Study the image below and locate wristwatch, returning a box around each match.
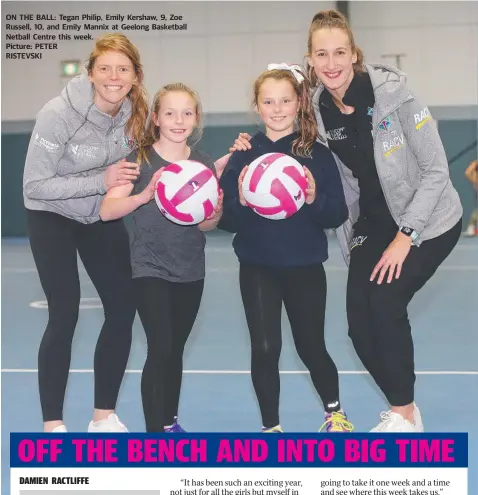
[399,226,419,243]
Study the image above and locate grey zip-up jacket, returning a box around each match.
[23,75,135,223]
[312,63,463,264]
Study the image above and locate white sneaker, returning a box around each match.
[463,225,477,237]
[88,414,128,433]
[370,404,424,432]
[51,425,67,433]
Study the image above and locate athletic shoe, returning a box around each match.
[164,417,186,433]
[261,425,283,433]
[462,224,477,237]
[51,425,67,433]
[88,413,128,433]
[370,403,424,432]
[319,410,354,432]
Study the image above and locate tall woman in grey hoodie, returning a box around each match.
[227,10,463,433]
[23,34,149,433]
[306,10,462,433]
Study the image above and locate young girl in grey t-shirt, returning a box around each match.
[100,83,223,432]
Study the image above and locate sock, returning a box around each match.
[325,400,341,413]
[164,417,177,429]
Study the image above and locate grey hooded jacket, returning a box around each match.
[23,74,135,223]
[312,63,463,264]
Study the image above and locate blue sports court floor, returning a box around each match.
[2,233,477,494]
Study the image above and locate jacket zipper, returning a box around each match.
[107,121,118,167]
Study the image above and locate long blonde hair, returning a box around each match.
[307,9,365,87]
[253,67,317,158]
[86,33,149,150]
[137,83,203,165]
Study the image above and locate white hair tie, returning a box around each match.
[267,63,305,84]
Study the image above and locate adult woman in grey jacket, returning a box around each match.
[227,10,463,433]
[23,33,149,432]
[308,10,462,433]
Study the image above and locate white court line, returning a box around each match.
[2,268,37,273]
[1,369,477,375]
[3,265,478,274]
[321,266,478,272]
[208,245,478,252]
[2,244,476,257]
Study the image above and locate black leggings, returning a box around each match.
[133,276,204,432]
[26,209,135,422]
[347,218,462,406]
[239,262,340,428]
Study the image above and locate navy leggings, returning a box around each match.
[239,262,341,428]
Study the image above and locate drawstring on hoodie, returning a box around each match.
[63,84,95,146]
[62,78,122,147]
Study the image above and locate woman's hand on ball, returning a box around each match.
[139,168,164,205]
[238,166,249,206]
[304,167,316,204]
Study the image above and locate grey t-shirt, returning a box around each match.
[128,146,216,282]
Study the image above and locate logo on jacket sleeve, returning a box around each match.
[414,107,431,129]
[33,133,60,153]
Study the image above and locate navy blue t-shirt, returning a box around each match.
[218,131,348,267]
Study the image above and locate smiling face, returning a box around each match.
[153,90,198,145]
[308,27,357,98]
[256,77,299,141]
[89,50,137,116]
[309,28,357,97]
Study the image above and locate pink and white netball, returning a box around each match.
[242,153,307,220]
[155,160,218,225]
